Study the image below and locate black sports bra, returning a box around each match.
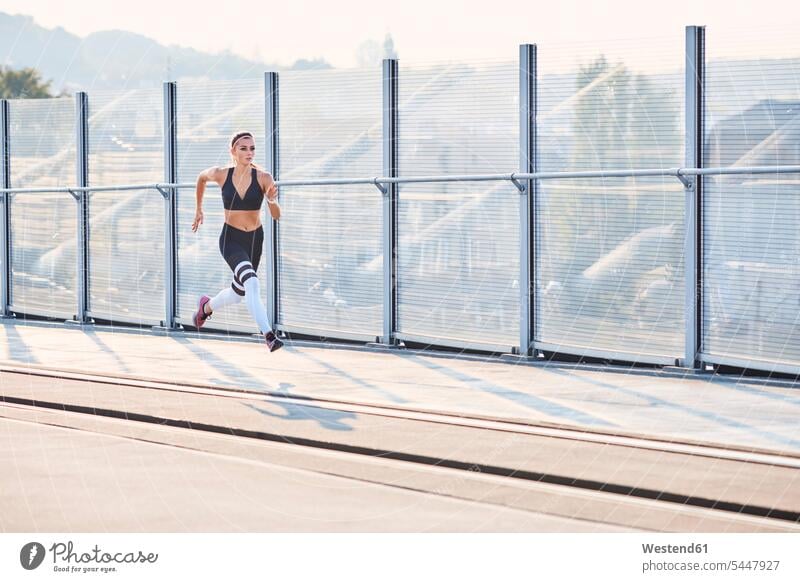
[221,167,263,211]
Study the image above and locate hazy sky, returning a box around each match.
[1,0,798,67]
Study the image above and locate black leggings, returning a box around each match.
[219,224,264,296]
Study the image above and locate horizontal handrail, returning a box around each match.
[680,165,800,177]
[268,177,385,188]
[0,187,75,194]
[0,184,165,194]
[1,164,799,194]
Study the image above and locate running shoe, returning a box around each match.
[193,295,211,329]
[265,331,284,352]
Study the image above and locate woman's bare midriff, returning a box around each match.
[224,209,262,231]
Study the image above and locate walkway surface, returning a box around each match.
[1,319,798,455]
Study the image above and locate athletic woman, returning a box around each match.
[191,131,283,352]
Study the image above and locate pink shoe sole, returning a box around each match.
[193,295,211,329]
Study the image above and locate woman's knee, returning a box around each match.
[243,274,260,293]
[230,280,246,299]
[233,261,258,290]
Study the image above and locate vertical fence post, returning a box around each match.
[684,25,705,369]
[519,44,536,357]
[382,58,399,345]
[264,72,280,330]
[75,92,89,324]
[0,100,10,317]
[162,81,178,329]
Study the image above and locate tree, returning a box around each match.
[544,55,683,312]
[553,55,632,270]
[0,66,54,98]
[571,55,632,170]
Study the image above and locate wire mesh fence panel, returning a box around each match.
[702,26,800,370]
[8,98,77,318]
[87,88,165,323]
[397,59,519,348]
[534,37,685,361]
[278,67,383,337]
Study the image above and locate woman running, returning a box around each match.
[190,131,283,352]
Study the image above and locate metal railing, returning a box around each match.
[3,163,799,196]
[0,162,797,355]
[0,25,798,377]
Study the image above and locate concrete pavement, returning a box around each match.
[0,319,798,455]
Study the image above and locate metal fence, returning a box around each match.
[1,26,799,376]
